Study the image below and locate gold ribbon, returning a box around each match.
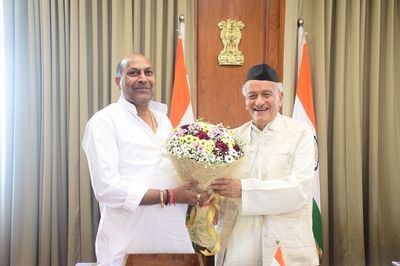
[186,194,222,256]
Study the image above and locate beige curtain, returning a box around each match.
[284,0,400,265]
[2,0,399,265]
[0,0,194,265]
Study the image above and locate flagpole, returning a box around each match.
[178,15,185,46]
[297,18,304,78]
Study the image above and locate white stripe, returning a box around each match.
[313,169,321,210]
[270,258,282,266]
[178,103,194,127]
[177,73,194,126]
[293,96,313,129]
[293,97,321,209]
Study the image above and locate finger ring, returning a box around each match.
[196,193,201,201]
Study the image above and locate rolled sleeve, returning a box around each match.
[83,116,147,212]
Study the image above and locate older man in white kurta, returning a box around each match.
[82,54,199,266]
[210,64,319,265]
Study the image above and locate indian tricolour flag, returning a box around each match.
[270,245,285,266]
[292,24,323,256]
[169,20,194,128]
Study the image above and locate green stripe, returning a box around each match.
[312,198,323,250]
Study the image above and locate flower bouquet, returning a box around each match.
[166,120,245,255]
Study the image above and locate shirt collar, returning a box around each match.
[117,96,168,116]
[250,112,282,133]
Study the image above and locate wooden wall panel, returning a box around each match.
[196,0,284,128]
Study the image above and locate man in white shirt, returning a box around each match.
[82,53,207,265]
[209,64,319,265]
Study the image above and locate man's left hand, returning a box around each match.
[208,178,241,198]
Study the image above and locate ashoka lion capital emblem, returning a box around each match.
[217,19,245,66]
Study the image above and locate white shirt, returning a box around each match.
[222,114,317,265]
[82,97,194,266]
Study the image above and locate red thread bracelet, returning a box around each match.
[169,189,175,205]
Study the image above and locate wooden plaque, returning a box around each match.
[123,253,205,266]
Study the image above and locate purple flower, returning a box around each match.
[214,140,229,155]
[194,130,210,140]
[233,144,241,152]
[181,124,189,130]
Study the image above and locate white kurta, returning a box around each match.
[82,97,194,266]
[220,113,319,266]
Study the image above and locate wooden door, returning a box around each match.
[196,0,285,128]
